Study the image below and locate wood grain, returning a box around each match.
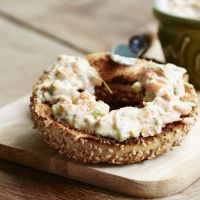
[0,160,131,200]
[0,0,155,53]
[0,18,81,107]
[0,95,200,198]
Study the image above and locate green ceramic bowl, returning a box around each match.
[153,0,200,89]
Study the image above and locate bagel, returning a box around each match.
[30,52,198,164]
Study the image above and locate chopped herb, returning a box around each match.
[87,101,94,109]
[153,118,159,126]
[49,84,56,95]
[92,110,104,117]
[43,92,51,101]
[130,130,135,137]
[131,81,143,92]
[174,87,179,96]
[49,81,60,95]
[72,97,78,104]
[101,79,113,94]
[59,117,68,123]
[144,92,155,102]
[55,69,65,79]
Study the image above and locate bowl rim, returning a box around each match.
[153,0,200,29]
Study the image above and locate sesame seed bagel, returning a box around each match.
[30,53,198,164]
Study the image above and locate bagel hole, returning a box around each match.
[95,81,145,110]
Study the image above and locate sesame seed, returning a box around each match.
[146,150,150,155]
[142,142,147,147]
[137,153,143,158]
[108,149,113,153]
[91,151,94,156]
[94,157,100,161]
[80,139,84,145]
[120,145,124,150]
[85,150,89,154]
[98,148,102,154]
[147,140,151,145]
[94,146,98,150]
[73,148,77,152]
[88,156,92,160]
[138,150,143,155]
[157,147,161,152]
[128,153,132,157]
[132,150,136,155]
[111,159,115,163]
[105,155,111,159]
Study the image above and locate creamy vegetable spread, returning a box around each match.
[36,55,195,142]
[161,0,200,19]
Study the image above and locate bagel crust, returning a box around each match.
[30,53,198,164]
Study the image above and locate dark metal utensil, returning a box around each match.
[111,33,153,65]
[129,33,152,58]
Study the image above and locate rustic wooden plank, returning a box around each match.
[0,0,154,53]
[0,160,131,200]
[0,18,81,107]
[0,94,200,199]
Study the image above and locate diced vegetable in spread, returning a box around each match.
[131,81,143,92]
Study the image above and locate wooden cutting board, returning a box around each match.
[0,94,199,198]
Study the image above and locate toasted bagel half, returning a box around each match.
[30,53,198,164]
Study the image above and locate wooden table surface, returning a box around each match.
[0,0,200,199]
